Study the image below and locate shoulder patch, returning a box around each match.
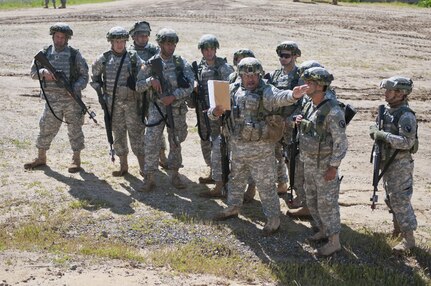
[339,120,346,129]
[404,124,412,133]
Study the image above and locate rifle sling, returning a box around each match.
[34,61,68,124]
[377,149,400,182]
[145,101,166,127]
[110,51,127,128]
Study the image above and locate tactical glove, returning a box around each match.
[374,130,389,142]
[369,125,378,139]
[300,119,312,133]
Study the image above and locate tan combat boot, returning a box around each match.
[140,173,155,192]
[137,155,145,177]
[214,206,240,221]
[243,183,256,203]
[393,231,415,252]
[158,148,168,169]
[112,155,128,177]
[199,181,225,198]
[171,169,186,189]
[308,227,327,242]
[24,149,47,170]
[68,151,81,173]
[198,168,215,184]
[263,216,280,236]
[316,233,341,256]
[277,182,288,194]
[286,206,311,218]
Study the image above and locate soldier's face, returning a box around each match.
[241,73,260,91]
[384,89,404,105]
[134,33,149,46]
[53,32,67,50]
[202,47,216,62]
[304,80,323,96]
[278,50,297,67]
[159,41,176,58]
[111,39,127,54]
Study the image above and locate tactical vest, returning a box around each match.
[386,106,419,154]
[266,68,300,90]
[303,99,339,141]
[43,45,78,84]
[101,50,139,94]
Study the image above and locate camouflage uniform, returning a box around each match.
[369,76,417,252]
[91,27,145,175]
[27,23,88,173]
[211,58,302,234]
[136,29,194,187]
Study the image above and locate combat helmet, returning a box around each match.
[198,34,220,50]
[233,49,255,66]
[298,60,323,76]
[129,21,151,37]
[301,67,334,86]
[50,23,73,38]
[380,76,413,95]
[276,41,301,57]
[237,57,263,75]
[155,28,179,44]
[106,26,129,41]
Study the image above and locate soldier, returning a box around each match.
[264,41,304,198]
[210,58,306,236]
[25,23,89,173]
[44,0,56,8]
[192,34,234,197]
[128,21,168,169]
[296,67,348,256]
[91,26,145,177]
[228,48,255,84]
[136,28,194,191]
[369,76,417,252]
[58,0,66,8]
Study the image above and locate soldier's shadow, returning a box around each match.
[43,167,135,215]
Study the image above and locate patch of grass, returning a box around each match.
[25,181,43,189]
[148,238,274,282]
[68,198,111,210]
[0,0,114,10]
[9,138,31,149]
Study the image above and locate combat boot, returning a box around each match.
[24,149,47,170]
[171,169,186,189]
[137,155,145,177]
[198,168,215,184]
[199,181,225,198]
[140,173,155,192]
[53,2,56,8]
[158,148,168,169]
[316,233,341,256]
[58,3,66,8]
[214,206,240,221]
[393,231,415,252]
[262,216,280,236]
[277,182,288,194]
[243,183,256,203]
[68,151,81,173]
[112,155,128,177]
[286,206,311,218]
[308,227,327,242]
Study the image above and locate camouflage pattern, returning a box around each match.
[301,67,334,86]
[128,42,159,62]
[373,102,417,232]
[209,79,301,219]
[106,26,129,41]
[129,21,151,37]
[91,50,145,156]
[298,60,323,76]
[276,41,301,56]
[155,28,179,44]
[136,54,195,173]
[198,34,220,50]
[30,44,88,152]
[232,48,255,66]
[299,101,348,236]
[196,57,234,181]
[237,57,263,75]
[49,22,73,37]
[380,76,413,94]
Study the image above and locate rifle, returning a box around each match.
[94,86,115,162]
[34,51,97,124]
[150,57,179,146]
[285,118,299,203]
[220,113,230,195]
[370,104,385,210]
[191,61,211,141]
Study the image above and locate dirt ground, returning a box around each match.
[0,0,430,285]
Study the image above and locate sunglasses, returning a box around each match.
[279,53,292,59]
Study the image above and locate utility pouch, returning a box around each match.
[263,114,285,143]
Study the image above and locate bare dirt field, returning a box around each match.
[0,0,430,285]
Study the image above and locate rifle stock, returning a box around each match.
[151,57,179,146]
[34,51,97,124]
[370,104,385,210]
[191,61,211,141]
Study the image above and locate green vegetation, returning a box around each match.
[418,0,431,6]
[0,0,113,10]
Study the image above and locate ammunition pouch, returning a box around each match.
[240,115,284,143]
[127,75,136,91]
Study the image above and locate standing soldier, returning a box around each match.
[228,49,255,84]
[136,28,194,192]
[210,58,306,236]
[91,26,145,177]
[265,41,303,197]
[369,76,417,253]
[296,67,348,256]
[192,34,234,197]
[25,23,89,173]
[128,21,169,169]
